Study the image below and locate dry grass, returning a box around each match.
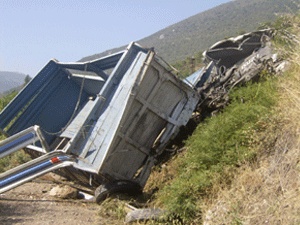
[202,131,300,225]
[201,24,300,225]
[144,152,182,198]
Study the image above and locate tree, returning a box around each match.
[24,75,31,84]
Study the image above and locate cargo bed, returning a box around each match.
[0,42,199,199]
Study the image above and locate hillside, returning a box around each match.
[80,0,300,64]
[0,71,27,95]
[1,2,300,225]
[200,18,300,224]
[141,15,300,224]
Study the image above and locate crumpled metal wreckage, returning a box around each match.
[0,29,283,202]
[186,29,285,117]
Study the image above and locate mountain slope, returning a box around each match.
[80,0,300,64]
[0,71,27,95]
[201,16,300,225]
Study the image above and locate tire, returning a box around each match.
[94,180,142,204]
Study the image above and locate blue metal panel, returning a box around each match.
[0,60,59,130]
[184,61,215,88]
[0,45,135,139]
[0,52,125,137]
[58,51,125,78]
[87,51,125,71]
[9,72,89,144]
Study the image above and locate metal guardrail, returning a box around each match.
[0,125,49,159]
[0,151,74,193]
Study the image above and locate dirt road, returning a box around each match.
[0,181,103,225]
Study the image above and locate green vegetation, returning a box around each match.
[0,91,18,141]
[198,15,300,224]
[0,91,17,112]
[154,77,278,223]
[0,91,31,173]
[0,150,31,173]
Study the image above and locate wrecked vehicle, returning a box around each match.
[0,29,281,202]
[185,29,282,117]
[0,42,199,201]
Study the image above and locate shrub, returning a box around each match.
[155,78,278,222]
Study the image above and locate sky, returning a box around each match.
[0,0,231,76]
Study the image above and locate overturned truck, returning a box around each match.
[0,30,281,201]
[0,42,199,201]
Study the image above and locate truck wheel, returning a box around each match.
[94,180,142,204]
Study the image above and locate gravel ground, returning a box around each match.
[0,180,104,225]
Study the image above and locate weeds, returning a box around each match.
[0,91,30,172]
[152,77,278,223]
[0,91,17,110]
[0,150,31,173]
[199,15,300,225]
